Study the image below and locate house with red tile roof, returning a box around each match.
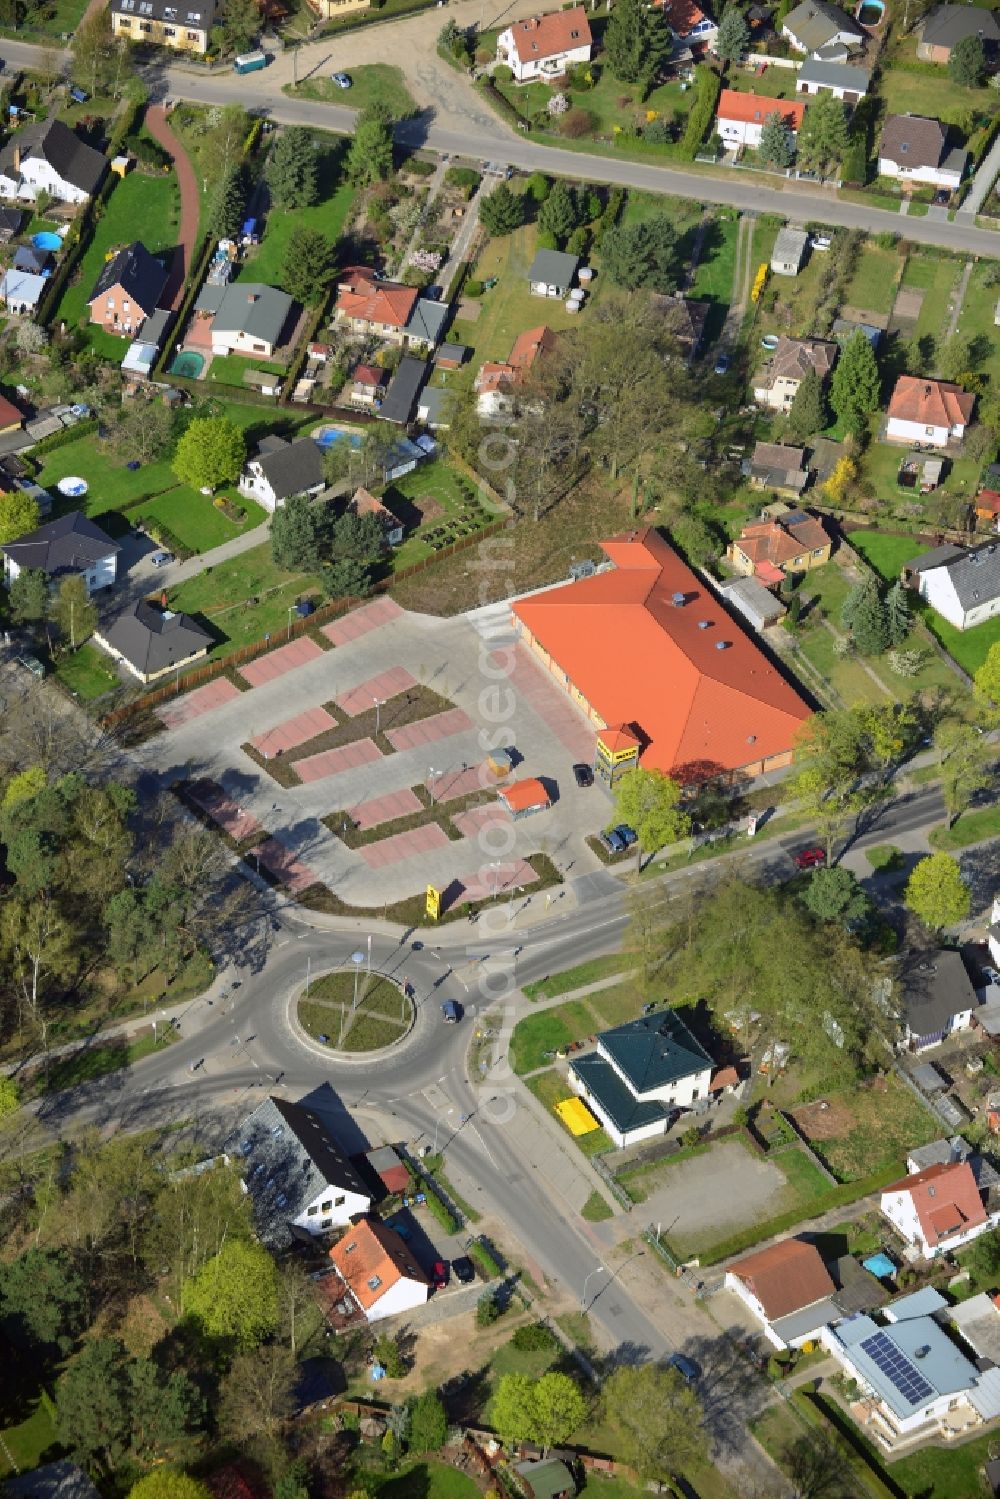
[350,363,388,408]
[725,1239,838,1348]
[716,90,806,149]
[880,1161,997,1259]
[328,1217,430,1322]
[348,485,404,547]
[333,269,447,352]
[728,506,831,582]
[511,527,811,784]
[497,6,592,82]
[886,375,975,448]
[655,0,717,49]
[475,326,556,416]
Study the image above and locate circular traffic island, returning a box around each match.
[297,970,414,1055]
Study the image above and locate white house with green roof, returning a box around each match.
[568,1010,714,1148]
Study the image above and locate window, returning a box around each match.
[813,547,824,557]
[691,1087,700,1100]
[140,20,151,29]
[307,1205,318,1216]
[367,1275,382,1291]
[925,426,934,436]
[186,29,199,38]
[344,1241,357,1254]
[321,1217,331,1228]
[321,1199,333,1211]
[334,1194,345,1206]
[164,25,175,33]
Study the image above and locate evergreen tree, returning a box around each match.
[885,580,912,647]
[346,103,394,186]
[714,6,750,60]
[208,164,248,241]
[758,110,795,169]
[843,574,889,656]
[281,226,336,304]
[266,127,319,209]
[602,0,670,91]
[219,0,259,54]
[8,567,48,624]
[795,92,849,174]
[785,367,827,441]
[831,328,881,438]
[949,33,986,86]
[601,216,678,291]
[271,494,322,573]
[538,180,581,245]
[479,182,525,237]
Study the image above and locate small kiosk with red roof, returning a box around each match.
[498,778,551,819]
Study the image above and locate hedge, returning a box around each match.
[30,416,99,456]
[134,515,192,561]
[697,1160,906,1265]
[108,89,148,160]
[681,63,721,159]
[468,1238,503,1280]
[476,77,531,133]
[793,1391,902,1499]
[153,233,213,380]
[421,1183,461,1235]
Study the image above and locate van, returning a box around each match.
[441,1000,460,1024]
[234,49,268,73]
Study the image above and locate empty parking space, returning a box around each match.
[158,677,242,728]
[386,706,474,751]
[252,706,336,758]
[254,837,317,893]
[321,596,402,646]
[450,803,507,840]
[238,637,324,687]
[495,644,597,759]
[185,779,262,841]
[351,787,423,830]
[336,665,417,717]
[295,738,383,783]
[427,763,500,802]
[458,857,539,901]
[359,822,450,868]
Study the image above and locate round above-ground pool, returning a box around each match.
[761,333,780,350]
[168,350,206,379]
[857,0,884,23]
[33,231,62,252]
[311,424,363,450]
[56,476,88,497]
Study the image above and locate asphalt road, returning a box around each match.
[4,37,1000,258]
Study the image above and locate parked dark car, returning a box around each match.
[713,351,730,376]
[668,1353,699,1383]
[602,828,627,854]
[615,824,638,848]
[573,763,594,788]
[452,1256,476,1284]
[793,846,826,870]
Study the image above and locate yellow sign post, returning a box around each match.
[426,884,441,921]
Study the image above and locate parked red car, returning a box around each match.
[793,846,826,870]
[432,1261,448,1290]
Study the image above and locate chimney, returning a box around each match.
[13,145,20,174]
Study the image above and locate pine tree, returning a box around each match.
[346,104,394,186]
[601,216,679,291]
[758,110,795,169]
[795,93,849,174]
[715,6,750,60]
[831,329,881,439]
[479,182,525,237]
[603,0,646,82]
[281,226,336,305]
[208,164,248,241]
[843,575,889,656]
[266,127,319,210]
[885,581,912,647]
[785,368,827,441]
[271,494,322,573]
[538,180,581,245]
[949,33,986,86]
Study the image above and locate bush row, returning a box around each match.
[31,416,99,457]
[476,76,531,133]
[134,515,192,562]
[153,234,212,379]
[467,1237,504,1280]
[681,64,721,160]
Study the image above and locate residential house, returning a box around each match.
[405,298,448,350]
[715,90,806,150]
[0,118,107,205]
[239,435,326,512]
[194,281,293,359]
[434,343,468,371]
[899,949,980,1049]
[378,356,429,426]
[111,0,217,53]
[5,1463,101,1499]
[87,241,167,337]
[0,206,23,242]
[327,1216,430,1322]
[886,374,974,446]
[496,7,593,82]
[718,576,787,630]
[14,243,49,277]
[781,0,863,57]
[332,268,445,351]
[1,510,119,594]
[223,1095,372,1250]
[0,268,46,315]
[364,1145,410,1196]
[902,539,1000,632]
[568,1009,714,1147]
[880,1160,998,1259]
[304,0,370,20]
[527,248,579,298]
[725,1239,839,1349]
[348,485,404,546]
[512,526,812,783]
[950,1293,1000,1365]
[0,391,25,434]
[349,363,388,408]
[650,292,709,358]
[820,1288,1000,1448]
[795,57,870,100]
[917,4,1000,63]
[94,600,211,684]
[656,0,717,50]
[878,115,967,192]
[728,506,830,581]
[122,307,173,379]
[475,324,556,416]
[975,488,1000,531]
[771,226,809,276]
[745,442,809,495]
[753,335,837,412]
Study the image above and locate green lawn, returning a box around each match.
[54,641,120,700]
[930,804,1000,850]
[511,1000,595,1074]
[493,53,694,140]
[55,170,180,335]
[383,458,490,568]
[522,954,631,1000]
[297,971,412,1052]
[288,64,417,119]
[910,255,961,348]
[374,1462,480,1499]
[207,354,286,391]
[137,486,267,554]
[525,1068,613,1156]
[890,1434,995,1499]
[793,1073,937,1182]
[0,1394,60,1477]
[958,258,1000,391]
[690,212,739,340]
[35,1027,174,1097]
[924,608,1000,675]
[880,59,995,127]
[237,137,354,289]
[849,529,921,580]
[621,189,702,235]
[166,542,322,658]
[842,243,902,317]
[860,440,980,518]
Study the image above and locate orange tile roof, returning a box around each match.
[353,364,385,388]
[349,485,401,527]
[506,6,592,63]
[0,392,23,428]
[336,268,418,331]
[882,1161,987,1248]
[500,777,550,813]
[755,560,786,586]
[976,490,1000,515]
[728,1239,835,1320]
[717,89,806,130]
[328,1217,429,1312]
[656,0,710,31]
[599,724,640,752]
[475,361,516,395]
[887,376,975,430]
[513,528,811,782]
[735,512,829,568]
[509,325,556,370]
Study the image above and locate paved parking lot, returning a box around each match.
[140,600,612,904]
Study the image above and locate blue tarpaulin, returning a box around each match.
[863,1253,895,1279]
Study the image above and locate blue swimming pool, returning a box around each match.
[33,231,62,252]
[312,424,363,451]
[168,350,206,379]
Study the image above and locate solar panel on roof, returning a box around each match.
[860,1331,934,1407]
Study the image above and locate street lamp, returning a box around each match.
[372,695,385,735]
[428,766,441,803]
[581,1264,607,1312]
[350,950,365,1011]
[287,604,295,641]
[507,884,523,921]
[490,860,502,901]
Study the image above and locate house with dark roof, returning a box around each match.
[0,206,23,242]
[568,1010,714,1147]
[781,0,863,57]
[88,241,168,337]
[239,434,326,512]
[94,600,212,683]
[878,114,967,192]
[194,281,293,359]
[918,3,1000,62]
[881,1160,998,1259]
[745,443,809,495]
[14,243,49,276]
[650,292,709,357]
[378,355,429,425]
[528,248,579,298]
[0,118,107,204]
[795,56,870,100]
[902,538,1000,631]
[725,1239,839,1348]
[2,510,119,594]
[899,949,979,1050]
[513,1458,576,1499]
[223,1095,372,1250]
[327,1216,430,1322]
[771,226,809,277]
[497,6,592,82]
[513,527,812,784]
[753,336,837,412]
[111,0,217,53]
[5,1463,100,1499]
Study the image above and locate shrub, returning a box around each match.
[476,1289,503,1326]
[535,229,558,250]
[422,1186,460,1235]
[681,63,721,158]
[511,1322,557,1352]
[445,165,482,195]
[566,225,590,256]
[464,279,483,297]
[562,107,596,138]
[492,63,514,84]
[404,156,436,176]
[468,1239,503,1278]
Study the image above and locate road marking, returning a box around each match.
[468,1122,497,1168]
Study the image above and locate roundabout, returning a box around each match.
[294,964,415,1057]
